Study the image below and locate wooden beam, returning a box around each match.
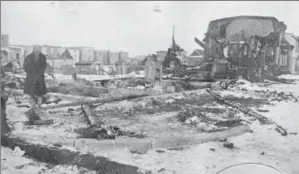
[40,93,149,110]
[207,89,288,136]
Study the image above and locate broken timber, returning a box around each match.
[24,93,148,126]
[81,105,98,127]
[206,89,288,136]
[1,136,141,174]
[40,93,149,110]
[25,106,54,125]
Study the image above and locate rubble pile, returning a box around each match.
[254,90,299,102]
[74,125,146,140]
[177,105,247,132]
[163,65,212,81]
[107,79,130,88]
[98,91,214,118]
[106,78,146,89]
[207,89,288,136]
[76,78,96,87]
[93,97,179,118]
[1,72,24,89]
[225,78,299,103]
[227,78,262,91]
[126,78,147,87]
[47,81,109,97]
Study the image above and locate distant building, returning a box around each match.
[41,45,59,57]
[109,51,120,65]
[156,50,167,62]
[184,49,204,66]
[22,45,63,58]
[144,54,162,82]
[68,48,80,63]
[119,51,129,61]
[75,61,98,74]
[9,46,24,67]
[1,34,10,63]
[127,57,141,65]
[184,57,204,66]
[135,55,147,60]
[101,50,129,65]
[23,46,33,57]
[100,64,116,75]
[190,49,204,57]
[70,47,94,62]
[47,48,76,74]
[1,34,9,47]
[94,50,105,64]
[102,50,110,65]
[284,33,299,74]
[115,60,128,76]
[1,36,24,68]
[52,46,63,57]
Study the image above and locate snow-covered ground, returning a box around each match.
[53,71,145,82]
[89,75,299,174]
[13,71,145,83]
[1,147,96,174]
[2,74,299,174]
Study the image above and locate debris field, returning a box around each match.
[2,72,299,174]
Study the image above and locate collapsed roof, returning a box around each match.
[203,15,286,42]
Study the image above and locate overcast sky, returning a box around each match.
[1,1,299,57]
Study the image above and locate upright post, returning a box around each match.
[171,26,175,63]
[260,49,265,83]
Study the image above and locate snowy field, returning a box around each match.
[88,75,299,174]
[2,74,299,174]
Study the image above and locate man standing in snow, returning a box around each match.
[23,46,47,106]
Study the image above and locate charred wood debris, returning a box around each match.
[1,29,298,141]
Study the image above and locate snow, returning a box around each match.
[53,71,145,82]
[89,75,299,174]
[4,72,299,174]
[1,147,96,174]
[13,71,145,82]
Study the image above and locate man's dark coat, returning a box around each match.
[23,52,47,97]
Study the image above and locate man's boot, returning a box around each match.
[29,95,37,106]
[37,96,42,107]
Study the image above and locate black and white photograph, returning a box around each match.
[1,1,299,174]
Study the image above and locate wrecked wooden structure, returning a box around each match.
[144,54,163,83]
[195,16,295,82]
[283,33,299,74]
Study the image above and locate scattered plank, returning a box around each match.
[33,119,54,125]
[40,93,149,110]
[206,89,288,136]
[81,105,96,127]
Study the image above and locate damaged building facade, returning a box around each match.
[283,33,299,74]
[199,16,296,80]
[203,16,286,60]
[145,54,162,83]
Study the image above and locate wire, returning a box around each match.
[216,162,288,174]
